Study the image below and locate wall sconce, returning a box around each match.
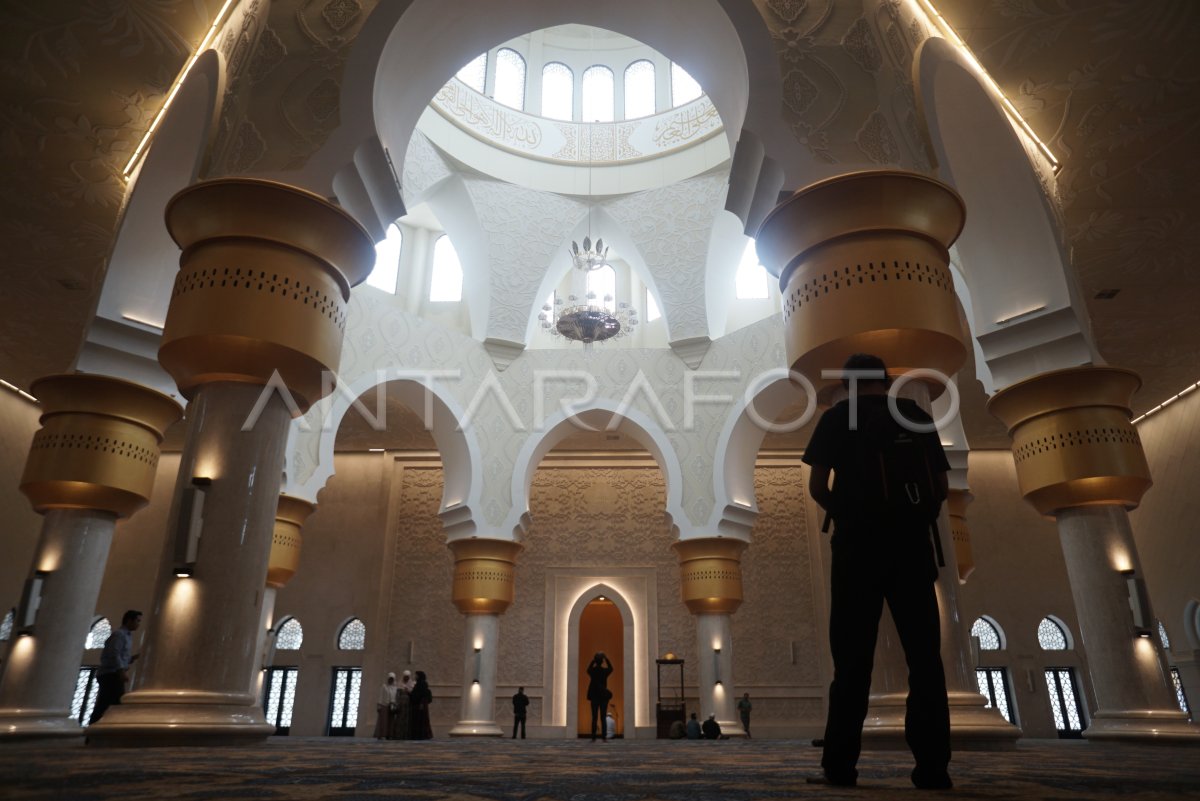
[713,646,722,686]
[173,477,209,577]
[473,646,481,684]
[16,570,47,636]
[1122,569,1152,637]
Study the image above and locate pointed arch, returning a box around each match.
[564,583,637,739]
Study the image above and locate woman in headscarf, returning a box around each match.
[409,670,433,740]
[392,669,414,739]
[374,672,397,740]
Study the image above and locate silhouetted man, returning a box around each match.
[89,610,141,724]
[512,686,529,738]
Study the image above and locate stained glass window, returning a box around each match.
[671,62,702,106]
[624,60,655,119]
[1044,668,1085,736]
[541,62,573,121]
[329,667,363,735]
[1037,617,1068,650]
[276,617,303,650]
[1171,667,1192,718]
[0,608,13,641]
[338,618,366,651]
[1158,620,1171,650]
[263,667,299,734]
[456,53,487,93]
[494,48,526,110]
[430,235,464,302]
[735,240,769,299]
[85,618,111,650]
[975,668,1014,723]
[971,617,1002,651]
[70,667,99,726]
[582,65,614,123]
[586,264,617,313]
[366,223,402,293]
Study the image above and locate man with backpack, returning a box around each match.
[802,353,952,790]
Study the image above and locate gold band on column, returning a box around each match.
[158,179,375,413]
[448,539,523,615]
[671,537,748,615]
[946,489,974,583]
[986,366,1152,516]
[756,170,968,402]
[267,495,316,589]
[20,374,182,518]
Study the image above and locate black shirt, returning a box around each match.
[512,691,529,714]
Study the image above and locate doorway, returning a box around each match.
[577,596,625,737]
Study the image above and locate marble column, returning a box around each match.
[87,178,374,746]
[989,366,1199,741]
[672,537,747,737]
[756,169,1017,747]
[447,538,523,737]
[0,374,180,739]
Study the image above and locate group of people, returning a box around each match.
[375,669,433,740]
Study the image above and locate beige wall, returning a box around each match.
[0,390,44,618]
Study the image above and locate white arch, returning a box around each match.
[564,583,637,739]
[914,37,1097,390]
[505,400,685,539]
[291,369,484,532]
[1038,614,1075,651]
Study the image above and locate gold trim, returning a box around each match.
[671,537,748,615]
[447,539,524,615]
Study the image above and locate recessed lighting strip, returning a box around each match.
[1,379,39,404]
[121,0,239,177]
[1131,381,1199,425]
[915,0,1060,172]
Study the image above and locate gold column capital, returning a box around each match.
[986,366,1152,515]
[447,538,524,615]
[20,374,182,518]
[266,495,316,589]
[946,488,975,583]
[756,170,968,403]
[158,178,375,413]
[671,536,748,615]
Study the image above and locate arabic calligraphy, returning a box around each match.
[653,100,720,147]
[434,82,543,149]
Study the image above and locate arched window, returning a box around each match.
[586,264,617,313]
[645,289,661,322]
[1037,617,1069,650]
[541,62,573,121]
[338,618,366,651]
[735,240,769,299]
[624,60,655,118]
[0,608,13,641]
[276,617,303,650]
[971,617,1003,651]
[366,223,402,293]
[85,617,111,649]
[582,65,614,122]
[456,53,487,93]
[494,48,526,110]
[671,62,702,105]
[430,234,463,302]
[1158,620,1171,651]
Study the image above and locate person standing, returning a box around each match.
[803,353,952,790]
[512,686,529,739]
[393,670,413,739]
[409,670,433,739]
[737,692,753,737]
[374,672,397,740]
[88,610,141,725]
[585,652,613,741]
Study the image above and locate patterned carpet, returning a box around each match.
[0,737,1198,801]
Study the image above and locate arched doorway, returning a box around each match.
[577,596,625,737]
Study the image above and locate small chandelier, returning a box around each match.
[540,291,638,345]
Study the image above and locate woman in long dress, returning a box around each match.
[392,670,413,739]
[374,672,397,739]
[409,670,433,739]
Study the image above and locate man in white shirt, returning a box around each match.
[88,610,141,725]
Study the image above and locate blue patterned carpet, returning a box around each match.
[0,737,1198,800]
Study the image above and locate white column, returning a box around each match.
[249,587,278,702]
[694,613,743,736]
[450,613,502,737]
[0,510,116,738]
[1057,505,1198,740]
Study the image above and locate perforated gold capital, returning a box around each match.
[672,537,748,615]
[266,495,317,589]
[447,538,524,615]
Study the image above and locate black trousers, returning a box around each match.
[513,712,526,738]
[88,673,125,725]
[589,700,606,740]
[821,529,950,782]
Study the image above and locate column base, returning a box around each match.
[863,691,1021,750]
[1084,709,1200,743]
[85,692,274,746]
[717,719,749,737]
[0,710,83,740]
[449,720,504,737]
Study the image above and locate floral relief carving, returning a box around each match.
[322,0,362,33]
[402,131,454,207]
[855,109,900,165]
[843,17,882,73]
[767,0,809,24]
[248,26,287,85]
